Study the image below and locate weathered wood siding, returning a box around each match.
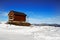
[14,15,26,21]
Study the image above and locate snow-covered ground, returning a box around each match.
[0,23,60,40]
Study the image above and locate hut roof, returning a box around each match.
[9,10,26,16]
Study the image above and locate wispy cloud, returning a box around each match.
[0,11,8,21]
[0,11,8,17]
[25,11,60,24]
[27,16,60,24]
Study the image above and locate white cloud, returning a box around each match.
[0,11,8,17]
[0,11,8,22]
[27,16,60,24]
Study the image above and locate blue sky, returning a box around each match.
[0,0,60,24]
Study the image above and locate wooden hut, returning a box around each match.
[8,10,30,26]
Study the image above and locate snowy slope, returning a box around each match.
[0,23,60,40]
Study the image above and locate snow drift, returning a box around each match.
[0,23,60,40]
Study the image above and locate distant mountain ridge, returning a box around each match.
[32,24,60,27]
